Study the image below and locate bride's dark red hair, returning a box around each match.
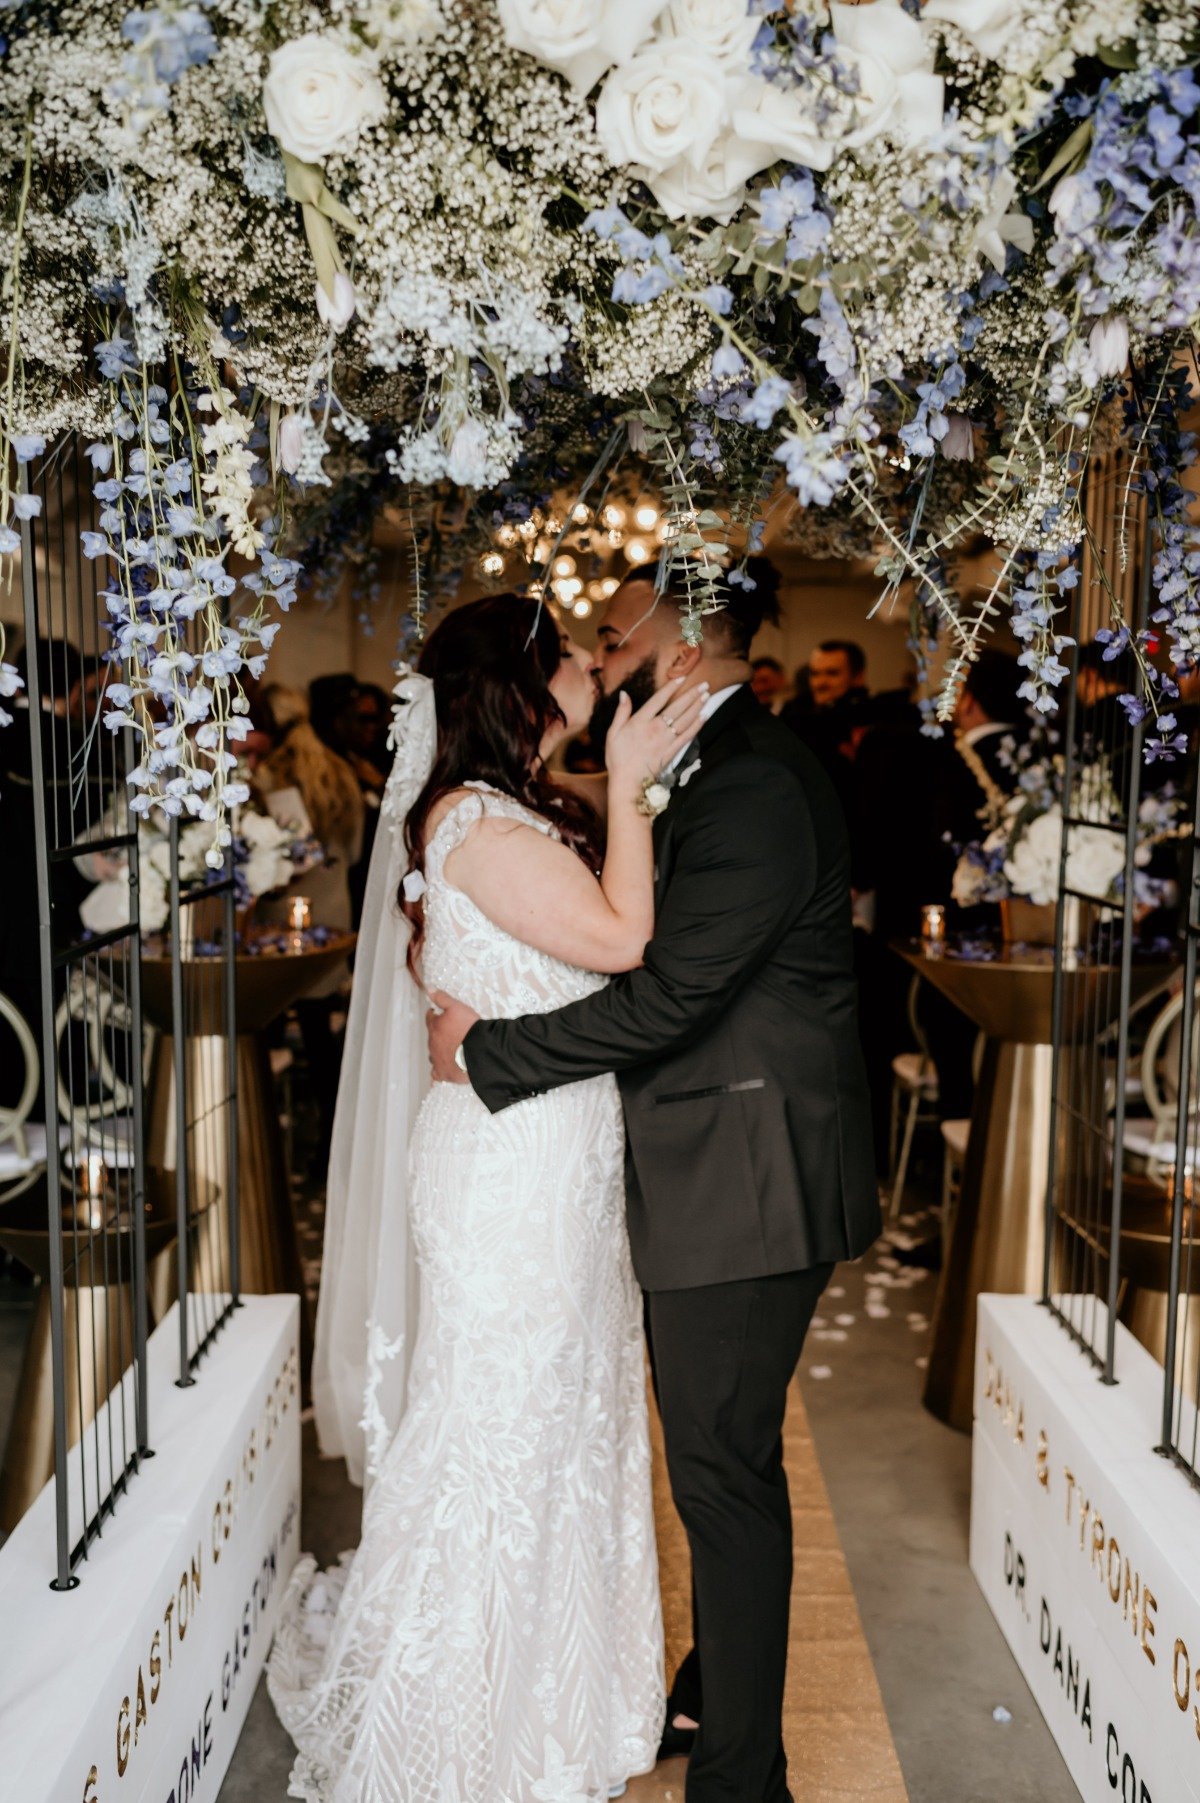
[401,594,602,966]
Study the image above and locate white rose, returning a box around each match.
[648,125,769,222]
[595,43,728,176]
[729,76,835,174]
[1004,809,1062,906]
[829,0,943,148]
[660,0,759,70]
[1065,824,1124,902]
[263,35,387,164]
[498,0,667,93]
[922,0,1019,62]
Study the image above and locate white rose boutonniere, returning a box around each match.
[637,777,674,818]
[263,35,388,164]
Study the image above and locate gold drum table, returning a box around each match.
[139,934,356,1370]
[896,941,1172,1432]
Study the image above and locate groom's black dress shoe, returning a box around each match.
[657,1717,697,1761]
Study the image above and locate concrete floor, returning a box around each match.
[798,1216,1075,1803]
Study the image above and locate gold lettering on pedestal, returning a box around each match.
[1143,1589,1158,1666]
[149,1629,161,1705]
[83,1764,98,1802]
[1036,1431,1049,1488]
[134,1665,147,1746]
[1090,1515,1106,1574]
[1107,1538,1122,1605]
[1175,1638,1190,1711]
[116,1697,130,1777]
[1122,1560,1140,1634]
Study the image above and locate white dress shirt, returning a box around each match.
[666,683,744,773]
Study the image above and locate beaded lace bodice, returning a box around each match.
[419,782,608,1020]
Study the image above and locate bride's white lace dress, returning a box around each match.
[267,784,665,1802]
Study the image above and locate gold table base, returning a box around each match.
[146,1032,312,1373]
[0,1281,135,1534]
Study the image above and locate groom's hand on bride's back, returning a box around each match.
[427,990,480,1084]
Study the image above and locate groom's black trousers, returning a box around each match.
[646,1264,833,1803]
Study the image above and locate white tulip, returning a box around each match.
[277,413,308,475]
[262,35,387,164]
[939,414,976,462]
[972,170,1033,274]
[660,0,759,70]
[828,0,943,148]
[1047,171,1083,225]
[316,272,357,332]
[922,0,1019,62]
[1089,315,1129,379]
[446,419,490,488]
[729,76,835,174]
[497,0,668,93]
[597,42,730,175]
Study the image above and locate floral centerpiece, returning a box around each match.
[0,0,1197,844]
[80,802,324,935]
[951,735,1183,910]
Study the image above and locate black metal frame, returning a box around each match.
[10,432,240,1584]
[1042,551,1149,1383]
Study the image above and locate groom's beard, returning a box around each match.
[589,656,659,755]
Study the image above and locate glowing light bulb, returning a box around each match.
[600,503,627,531]
[571,502,591,525]
[599,577,620,598]
[495,524,519,549]
[634,503,659,531]
[479,551,505,578]
[572,598,592,618]
[625,539,652,565]
[552,554,576,577]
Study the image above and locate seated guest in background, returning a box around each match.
[750,655,788,712]
[256,684,365,1169]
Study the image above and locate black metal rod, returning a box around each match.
[1102,527,1153,1383]
[168,818,193,1386]
[125,740,151,1455]
[1043,598,1084,1308]
[19,466,73,1592]
[224,849,240,1306]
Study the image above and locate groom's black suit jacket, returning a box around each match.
[463,685,881,1291]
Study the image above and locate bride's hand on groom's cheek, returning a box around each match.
[427,990,479,1084]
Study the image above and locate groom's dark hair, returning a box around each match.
[625,557,782,658]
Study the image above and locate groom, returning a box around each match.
[428,564,880,1802]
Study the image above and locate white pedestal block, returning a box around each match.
[0,1295,301,1803]
[971,1294,1200,1803]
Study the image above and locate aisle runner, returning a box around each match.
[633,1382,908,1803]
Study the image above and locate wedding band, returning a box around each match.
[665,715,676,731]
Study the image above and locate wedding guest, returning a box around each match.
[750,655,788,711]
[781,640,870,810]
[256,684,365,1167]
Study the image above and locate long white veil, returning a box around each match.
[311,668,435,1496]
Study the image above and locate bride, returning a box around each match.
[267,593,706,1801]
